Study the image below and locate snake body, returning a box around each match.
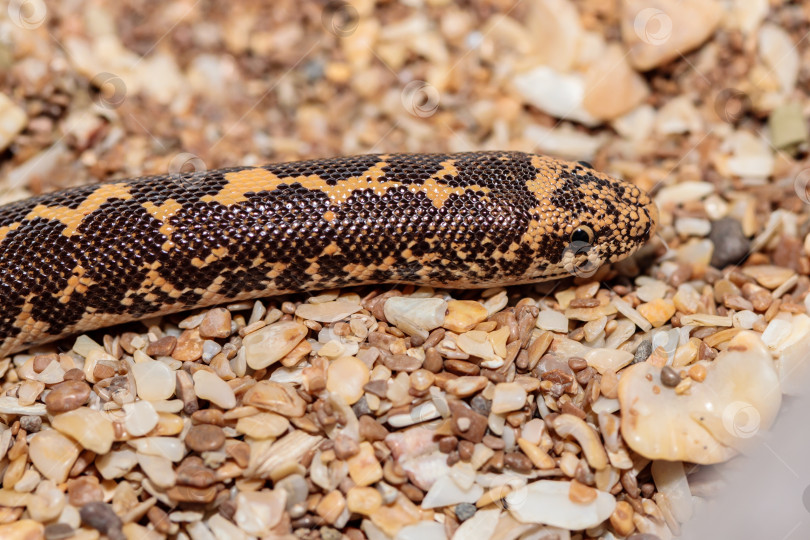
[0,151,657,356]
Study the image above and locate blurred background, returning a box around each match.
[1,0,809,537]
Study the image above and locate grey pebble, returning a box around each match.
[79,502,125,540]
[709,218,750,269]
[470,395,491,416]
[320,526,342,540]
[44,523,74,540]
[634,340,652,364]
[351,395,372,417]
[455,502,477,522]
[276,473,309,509]
[20,415,42,433]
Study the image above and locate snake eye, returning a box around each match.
[570,225,594,245]
[577,160,592,169]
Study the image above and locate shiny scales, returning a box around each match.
[0,151,657,356]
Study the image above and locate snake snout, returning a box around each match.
[644,201,659,241]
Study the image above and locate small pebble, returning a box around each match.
[202,340,223,362]
[742,265,796,290]
[51,407,114,454]
[490,382,528,414]
[709,218,750,268]
[637,299,676,328]
[444,300,488,332]
[327,356,370,404]
[44,380,90,413]
[236,412,290,439]
[68,476,104,506]
[449,401,488,443]
[445,376,488,397]
[359,415,389,442]
[199,307,232,339]
[295,300,362,322]
[455,502,477,522]
[167,484,216,503]
[241,380,307,417]
[316,490,346,525]
[634,340,652,364]
[145,336,177,357]
[122,400,159,437]
[688,364,707,382]
[346,486,383,515]
[384,296,447,337]
[660,365,681,387]
[131,360,175,401]
[173,329,204,361]
[347,442,383,486]
[242,321,308,369]
[20,415,42,433]
[610,500,635,537]
[470,395,491,416]
[276,473,309,509]
[503,451,532,473]
[193,369,237,409]
[43,523,74,540]
[79,502,124,540]
[184,424,226,452]
[536,309,570,333]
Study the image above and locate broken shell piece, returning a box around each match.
[421,474,483,509]
[618,331,781,463]
[383,296,447,340]
[506,480,616,530]
[584,347,634,374]
[771,314,810,395]
[552,414,608,470]
[651,460,692,523]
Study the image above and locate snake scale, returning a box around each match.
[0,151,657,357]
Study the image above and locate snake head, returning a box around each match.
[525,155,658,281]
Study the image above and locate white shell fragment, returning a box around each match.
[421,474,483,509]
[619,331,781,463]
[295,300,362,322]
[243,320,308,369]
[774,314,810,395]
[651,460,693,522]
[452,508,501,540]
[396,520,447,540]
[384,296,447,339]
[584,348,634,375]
[506,480,616,530]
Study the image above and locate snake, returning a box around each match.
[0,151,657,357]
